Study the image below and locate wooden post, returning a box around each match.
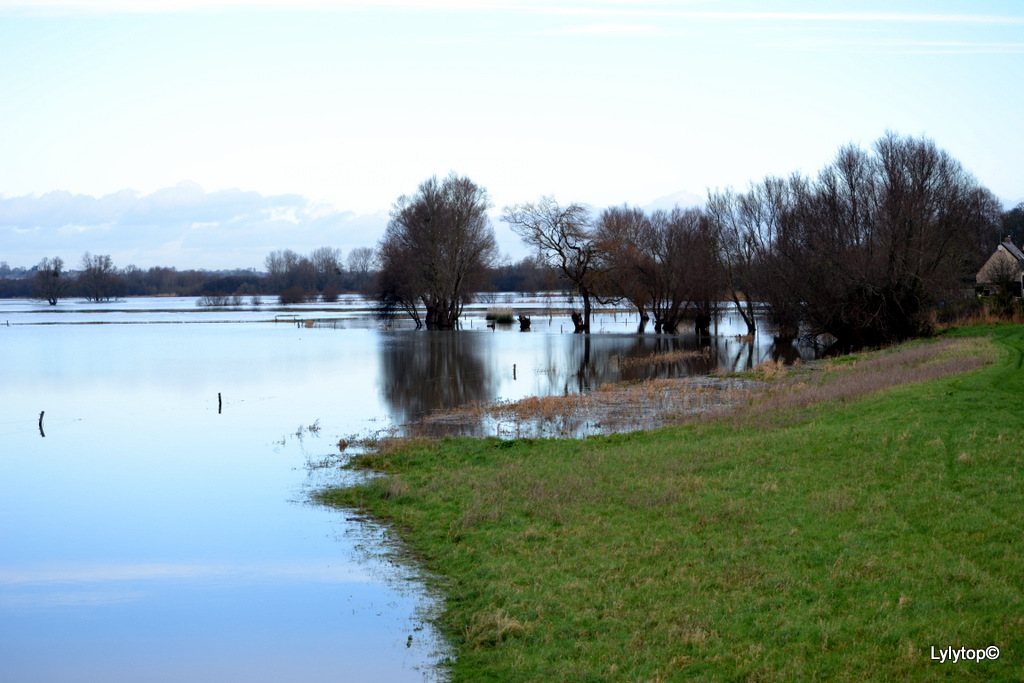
[218,393,222,414]
[38,411,45,438]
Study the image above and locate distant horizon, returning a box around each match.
[2,173,1021,273]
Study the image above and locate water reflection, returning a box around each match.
[376,324,823,438]
[379,331,496,422]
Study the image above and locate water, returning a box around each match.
[0,296,817,681]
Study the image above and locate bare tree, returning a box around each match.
[775,133,1001,347]
[643,208,720,335]
[376,173,497,329]
[594,205,653,330]
[80,252,121,302]
[264,249,300,293]
[709,176,805,339]
[1003,202,1024,247]
[310,246,344,292]
[346,246,376,292]
[34,256,67,306]
[264,248,318,299]
[502,197,601,333]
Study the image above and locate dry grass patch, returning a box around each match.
[406,376,757,439]
[737,336,995,426]
[614,347,711,369]
[463,610,527,649]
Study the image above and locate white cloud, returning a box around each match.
[0,183,386,270]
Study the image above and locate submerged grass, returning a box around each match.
[317,324,1024,681]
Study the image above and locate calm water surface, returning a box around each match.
[0,296,815,681]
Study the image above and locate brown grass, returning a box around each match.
[736,336,995,427]
[463,610,527,650]
[405,376,757,439]
[615,347,711,369]
[932,304,1024,329]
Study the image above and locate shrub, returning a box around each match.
[485,306,515,324]
[279,286,308,304]
[322,284,341,303]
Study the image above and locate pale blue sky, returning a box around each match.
[2,1,1022,269]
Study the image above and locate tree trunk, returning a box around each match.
[581,288,592,334]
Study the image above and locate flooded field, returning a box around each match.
[0,295,816,681]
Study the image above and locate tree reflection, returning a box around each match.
[379,331,495,423]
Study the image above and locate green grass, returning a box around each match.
[317,324,1024,681]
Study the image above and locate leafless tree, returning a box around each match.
[594,205,652,330]
[79,252,121,302]
[264,248,317,298]
[376,173,497,329]
[776,133,1002,347]
[264,249,300,292]
[707,178,786,335]
[644,208,720,335]
[1003,202,1024,247]
[502,197,602,333]
[310,246,344,292]
[346,247,376,292]
[34,256,67,306]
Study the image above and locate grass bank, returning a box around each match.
[318,325,1024,681]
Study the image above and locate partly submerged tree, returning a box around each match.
[594,205,653,330]
[502,197,603,333]
[79,252,122,302]
[34,256,68,306]
[376,173,497,329]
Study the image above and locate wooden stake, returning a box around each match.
[218,393,222,414]
[38,411,45,438]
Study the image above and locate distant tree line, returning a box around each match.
[2,252,265,302]
[2,245,553,305]
[262,246,377,303]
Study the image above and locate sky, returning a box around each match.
[1,0,1022,270]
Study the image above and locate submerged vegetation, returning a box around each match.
[318,324,1023,681]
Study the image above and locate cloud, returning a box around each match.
[0,182,387,270]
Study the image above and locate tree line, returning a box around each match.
[375,134,1017,348]
[4,243,551,304]
[6,253,267,303]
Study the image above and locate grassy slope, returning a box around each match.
[319,325,1024,682]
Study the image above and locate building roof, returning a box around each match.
[1002,241,1024,263]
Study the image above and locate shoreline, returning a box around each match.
[317,324,1019,680]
